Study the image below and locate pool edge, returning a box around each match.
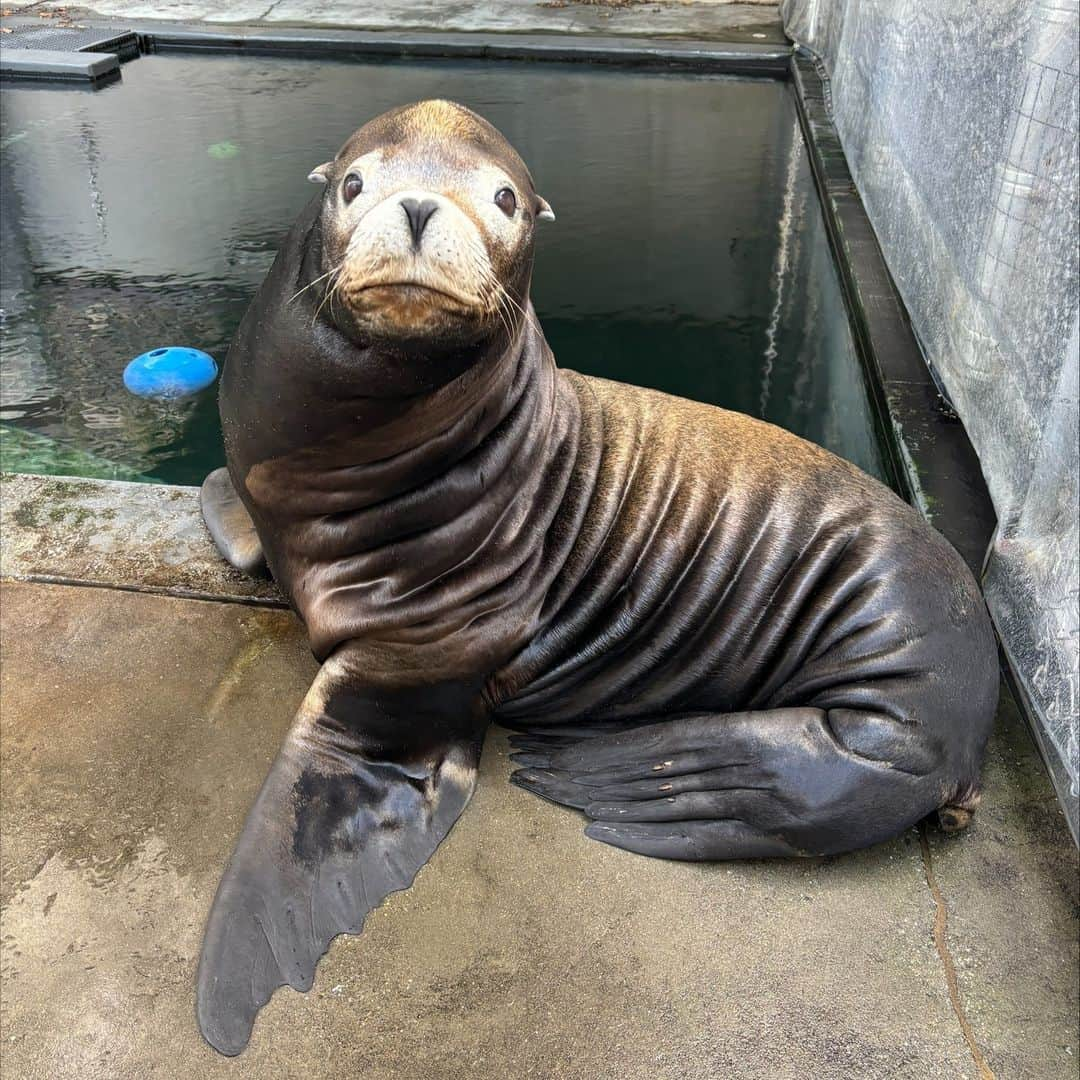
[790,49,997,577]
[133,23,794,76]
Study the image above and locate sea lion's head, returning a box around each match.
[307,100,554,354]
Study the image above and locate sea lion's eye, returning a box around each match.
[494,187,517,216]
[343,174,364,202]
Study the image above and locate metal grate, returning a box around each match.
[1,23,139,60]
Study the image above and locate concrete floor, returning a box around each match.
[1,476,1078,1079]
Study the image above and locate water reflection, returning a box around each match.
[0,54,885,485]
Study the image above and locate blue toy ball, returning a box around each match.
[123,347,218,400]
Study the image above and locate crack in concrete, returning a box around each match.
[1,573,287,609]
[918,824,997,1080]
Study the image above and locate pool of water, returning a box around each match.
[0,52,887,486]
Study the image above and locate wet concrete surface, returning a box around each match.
[1,577,1077,1079]
[0,1,785,43]
[0,474,282,606]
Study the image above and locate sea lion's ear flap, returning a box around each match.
[535,195,556,223]
[307,162,333,185]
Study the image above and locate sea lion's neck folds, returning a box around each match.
[244,318,585,673]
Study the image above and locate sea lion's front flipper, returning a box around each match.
[196,657,486,1056]
[199,467,266,576]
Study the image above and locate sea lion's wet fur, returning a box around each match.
[197,100,998,1054]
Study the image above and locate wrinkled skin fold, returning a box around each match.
[197,100,998,1055]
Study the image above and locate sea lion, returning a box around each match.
[197,100,998,1056]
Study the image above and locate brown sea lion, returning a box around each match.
[197,99,998,1055]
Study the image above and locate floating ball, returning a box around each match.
[123,347,218,400]
[207,141,240,160]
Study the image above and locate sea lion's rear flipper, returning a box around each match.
[196,658,486,1056]
[199,467,266,576]
[510,707,957,859]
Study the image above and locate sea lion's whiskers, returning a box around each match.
[477,264,530,343]
[312,277,338,327]
[311,290,332,328]
[312,261,353,327]
[493,277,541,339]
[490,281,517,344]
[308,263,347,327]
[289,262,342,305]
[490,288,513,343]
[488,277,516,343]
[479,263,529,334]
[474,263,504,321]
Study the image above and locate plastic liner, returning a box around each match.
[782,0,1079,838]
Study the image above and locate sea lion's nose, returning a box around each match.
[400,197,439,248]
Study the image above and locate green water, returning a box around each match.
[0,54,885,485]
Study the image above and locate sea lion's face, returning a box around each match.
[310,100,553,351]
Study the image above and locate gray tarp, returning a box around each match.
[782,0,1079,837]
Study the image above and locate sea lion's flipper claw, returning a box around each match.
[200,467,266,576]
[510,767,593,810]
[197,662,485,1056]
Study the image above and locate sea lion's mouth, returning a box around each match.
[353,281,477,310]
[339,278,488,344]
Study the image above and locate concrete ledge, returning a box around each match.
[789,52,996,578]
[0,46,119,81]
[0,473,284,607]
[1,1,787,44]
[139,24,791,75]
